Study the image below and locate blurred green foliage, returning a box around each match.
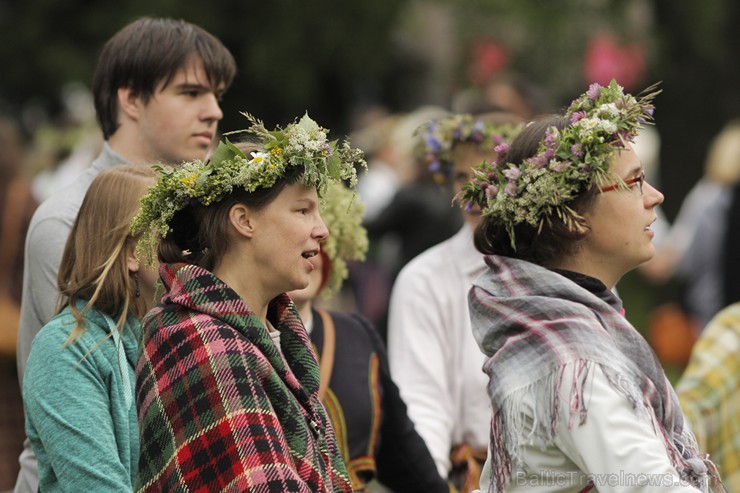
[0,0,409,134]
[2,0,740,216]
[3,0,738,376]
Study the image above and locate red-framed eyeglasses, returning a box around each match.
[599,171,645,195]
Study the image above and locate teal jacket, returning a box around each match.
[23,300,141,492]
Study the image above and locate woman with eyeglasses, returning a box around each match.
[459,81,721,493]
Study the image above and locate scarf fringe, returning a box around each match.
[485,360,714,493]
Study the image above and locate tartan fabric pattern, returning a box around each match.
[468,255,714,493]
[677,303,739,492]
[135,263,353,492]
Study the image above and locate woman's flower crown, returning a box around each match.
[130,112,367,260]
[318,182,369,299]
[457,80,661,245]
[417,113,523,183]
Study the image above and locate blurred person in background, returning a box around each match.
[676,302,739,493]
[452,72,545,122]
[14,16,236,493]
[351,104,400,223]
[387,112,522,492]
[363,105,460,279]
[29,82,103,203]
[0,116,37,357]
[0,115,37,490]
[346,108,400,330]
[363,106,461,339]
[641,119,740,329]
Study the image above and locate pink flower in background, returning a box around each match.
[469,38,509,85]
[584,34,645,90]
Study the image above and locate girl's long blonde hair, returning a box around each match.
[57,164,156,345]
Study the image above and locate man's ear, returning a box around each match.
[229,203,255,239]
[118,87,142,122]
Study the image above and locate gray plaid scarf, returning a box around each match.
[469,255,714,492]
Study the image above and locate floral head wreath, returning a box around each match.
[457,80,661,247]
[318,181,369,299]
[131,112,367,262]
[417,113,523,183]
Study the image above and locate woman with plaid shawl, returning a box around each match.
[458,82,721,493]
[131,113,366,492]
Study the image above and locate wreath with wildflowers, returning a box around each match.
[417,113,523,183]
[131,112,367,261]
[318,181,369,299]
[457,80,661,247]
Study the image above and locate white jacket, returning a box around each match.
[387,224,490,477]
[475,363,703,493]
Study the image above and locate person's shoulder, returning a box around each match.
[328,310,384,347]
[392,234,467,302]
[34,307,108,346]
[694,302,740,350]
[709,301,740,326]
[329,310,374,333]
[28,189,74,227]
[27,308,110,373]
[28,168,100,232]
[31,311,77,350]
[397,235,456,278]
[143,303,241,342]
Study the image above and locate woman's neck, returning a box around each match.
[291,298,313,326]
[550,256,619,290]
[212,259,270,326]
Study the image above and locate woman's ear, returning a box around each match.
[126,249,140,273]
[229,203,255,238]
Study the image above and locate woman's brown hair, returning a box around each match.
[58,164,157,345]
[473,115,600,267]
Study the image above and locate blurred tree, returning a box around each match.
[213,0,411,133]
[0,0,409,134]
[653,0,740,219]
[2,0,739,212]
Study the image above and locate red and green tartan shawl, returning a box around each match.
[135,263,353,492]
